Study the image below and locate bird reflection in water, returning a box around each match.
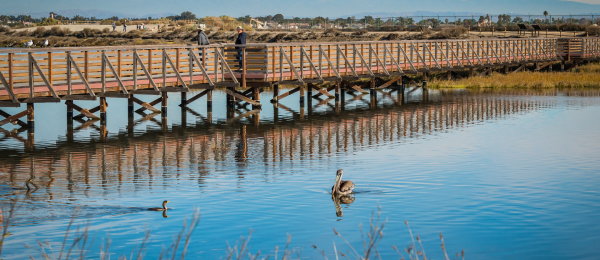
[333,194,355,217]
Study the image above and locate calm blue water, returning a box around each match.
[0,88,599,259]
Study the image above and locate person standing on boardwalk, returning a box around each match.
[123,23,127,32]
[235,26,246,70]
[197,27,210,61]
[197,27,209,45]
[112,21,116,31]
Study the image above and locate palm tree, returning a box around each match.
[543,11,549,24]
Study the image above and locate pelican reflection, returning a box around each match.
[333,194,355,217]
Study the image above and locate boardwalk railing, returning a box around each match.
[0,37,598,106]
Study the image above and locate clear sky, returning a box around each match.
[2,0,600,18]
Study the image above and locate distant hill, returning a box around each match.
[342,11,486,18]
[338,11,600,20]
[0,9,177,19]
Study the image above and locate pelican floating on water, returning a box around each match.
[148,200,170,211]
[332,169,354,196]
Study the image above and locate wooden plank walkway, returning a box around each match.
[1,38,597,103]
[0,37,598,133]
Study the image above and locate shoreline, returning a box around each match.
[428,62,600,89]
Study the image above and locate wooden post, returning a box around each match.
[161,92,168,115]
[84,51,89,80]
[100,97,107,123]
[370,78,376,109]
[273,84,279,103]
[148,49,153,88]
[242,47,247,88]
[8,53,13,94]
[117,50,122,78]
[66,100,73,123]
[300,84,305,105]
[252,87,260,109]
[176,48,180,85]
[422,80,428,103]
[48,52,53,86]
[207,90,213,113]
[340,81,346,110]
[27,103,34,129]
[335,82,340,100]
[272,46,276,81]
[181,92,187,108]
[128,96,134,115]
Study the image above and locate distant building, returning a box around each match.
[49,12,55,19]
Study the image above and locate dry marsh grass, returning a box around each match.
[430,63,600,89]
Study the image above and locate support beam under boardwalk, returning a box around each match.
[0,106,33,128]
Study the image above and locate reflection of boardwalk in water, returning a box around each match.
[0,88,599,201]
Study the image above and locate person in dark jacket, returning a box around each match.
[197,27,210,62]
[235,26,247,70]
[197,28,210,45]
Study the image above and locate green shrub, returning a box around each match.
[39,18,59,26]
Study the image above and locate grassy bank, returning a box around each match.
[0,24,514,48]
[429,62,600,88]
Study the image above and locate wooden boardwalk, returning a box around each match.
[0,37,598,131]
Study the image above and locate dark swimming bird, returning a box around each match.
[11,179,34,191]
[331,169,355,196]
[148,200,170,211]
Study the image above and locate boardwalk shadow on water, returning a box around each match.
[0,87,599,259]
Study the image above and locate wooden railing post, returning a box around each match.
[175,48,180,85]
[148,49,153,89]
[8,53,13,95]
[28,52,33,98]
[66,51,71,95]
[48,52,53,86]
[84,51,89,80]
[242,47,246,88]
[117,50,122,78]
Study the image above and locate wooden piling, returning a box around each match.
[128,96,134,115]
[252,87,260,109]
[66,100,74,123]
[273,84,279,103]
[181,92,187,108]
[207,90,213,112]
[27,103,34,130]
[100,97,107,123]
[161,92,168,115]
